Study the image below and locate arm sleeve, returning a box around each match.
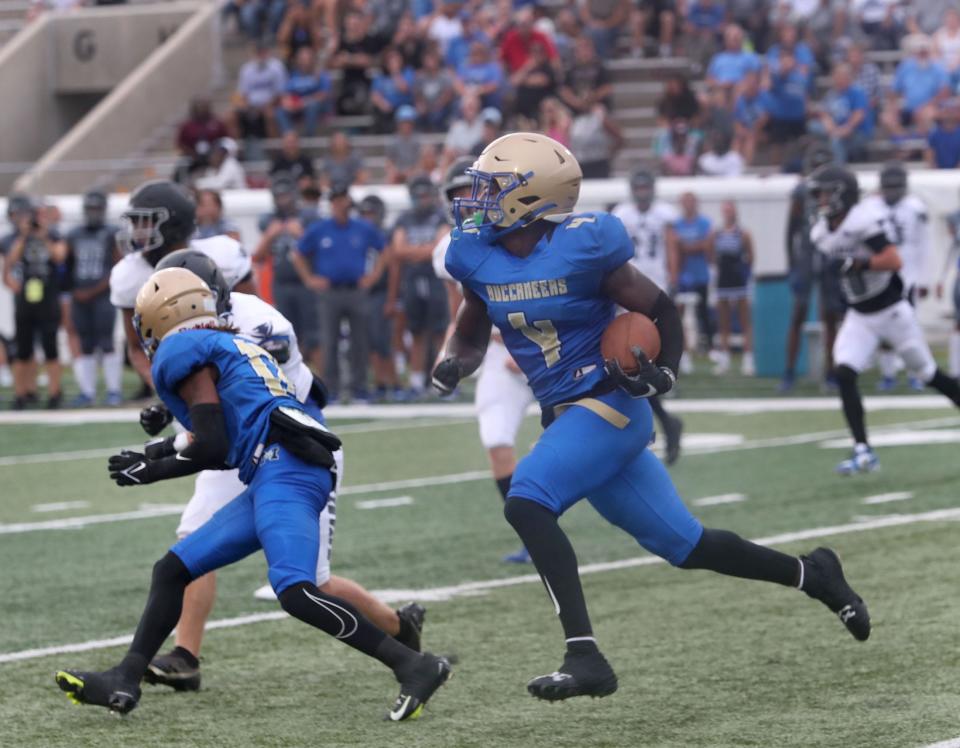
[144,403,230,481]
[863,232,890,253]
[650,289,683,376]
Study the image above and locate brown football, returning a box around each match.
[601,312,661,374]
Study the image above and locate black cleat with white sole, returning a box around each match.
[144,649,201,691]
[527,649,618,701]
[800,547,871,641]
[387,652,452,722]
[394,602,426,653]
[55,668,141,714]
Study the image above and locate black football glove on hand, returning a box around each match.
[606,346,677,399]
[109,450,156,486]
[140,403,173,436]
[432,357,463,396]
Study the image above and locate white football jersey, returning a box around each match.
[432,232,454,283]
[861,193,930,290]
[109,235,252,309]
[810,199,902,312]
[224,292,314,403]
[611,200,678,291]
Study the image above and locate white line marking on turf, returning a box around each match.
[862,491,914,505]
[5,505,960,665]
[921,738,960,748]
[356,496,415,510]
[339,470,490,496]
[693,493,747,506]
[31,501,90,513]
[820,430,960,449]
[0,506,184,535]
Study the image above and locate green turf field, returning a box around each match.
[2,401,960,748]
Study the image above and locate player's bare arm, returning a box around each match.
[432,287,493,394]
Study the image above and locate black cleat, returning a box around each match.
[664,416,683,466]
[387,652,452,722]
[394,602,426,653]
[55,668,141,714]
[527,649,618,701]
[143,649,201,691]
[801,547,871,641]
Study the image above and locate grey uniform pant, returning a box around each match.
[323,286,369,395]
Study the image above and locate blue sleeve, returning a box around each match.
[152,331,214,402]
[297,225,317,257]
[585,213,634,274]
[851,87,867,112]
[893,63,906,95]
[444,229,474,281]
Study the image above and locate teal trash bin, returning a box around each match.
[753,275,817,378]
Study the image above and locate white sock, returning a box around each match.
[73,355,97,399]
[103,350,123,394]
[950,332,960,378]
[878,350,899,379]
[409,371,425,391]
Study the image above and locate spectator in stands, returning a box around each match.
[655,118,701,176]
[443,93,484,167]
[672,191,714,361]
[559,36,612,117]
[470,106,504,155]
[851,0,903,51]
[253,178,321,370]
[386,106,425,184]
[811,62,871,163]
[934,7,960,87]
[540,97,573,145]
[762,49,809,164]
[657,73,701,125]
[332,10,379,116]
[804,0,848,72]
[428,0,464,57]
[907,0,947,36]
[766,23,816,77]
[446,12,487,71]
[711,199,754,376]
[195,189,241,241]
[270,130,317,189]
[732,69,768,164]
[701,84,735,145]
[320,131,367,190]
[454,39,504,110]
[846,41,883,114]
[882,34,950,138]
[578,0,630,60]
[276,47,332,137]
[553,7,582,67]
[195,138,247,190]
[367,0,409,48]
[387,176,449,398]
[370,47,416,132]
[632,0,678,58]
[277,1,319,66]
[925,100,960,168]
[683,0,726,67]
[569,104,624,178]
[728,0,771,54]
[392,13,425,69]
[300,182,322,221]
[239,0,288,42]
[707,24,760,103]
[414,46,457,131]
[499,6,558,77]
[698,130,745,175]
[3,203,66,409]
[233,40,287,153]
[510,39,558,125]
[294,184,384,402]
[176,98,228,174]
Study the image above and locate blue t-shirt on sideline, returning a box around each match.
[824,84,872,135]
[734,91,768,127]
[673,214,712,288]
[371,68,415,109]
[708,51,760,85]
[298,218,385,285]
[894,59,949,113]
[286,70,331,99]
[928,124,960,168]
[765,42,815,72]
[765,68,808,121]
[687,1,725,31]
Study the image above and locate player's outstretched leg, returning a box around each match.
[834,365,878,475]
[503,497,618,701]
[925,368,960,408]
[649,395,683,465]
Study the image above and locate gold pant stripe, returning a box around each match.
[555,397,630,429]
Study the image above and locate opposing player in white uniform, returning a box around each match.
[610,169,684,464]
[862,163,931,390]
[432,158,536,563]
[808,164,960,474]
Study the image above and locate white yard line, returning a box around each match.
[31,501,90,513]
[862,492,914,505]
[0,506,184,535]
[356,496,415,509]
[339,470,490,496]
[3,505,960,666]
[920,738,960,748]
[693,493,747,506]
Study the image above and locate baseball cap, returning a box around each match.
[329,183,352,200]
[481,107,502,125]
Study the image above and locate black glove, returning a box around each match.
[140,403,173,436]
[431,357,462,396]
[605,346,676,398]
[144,436,177,460]
[108,450,155,486]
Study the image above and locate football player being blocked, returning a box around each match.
[433,133,871,701]
[433,157,536,564]
[140,250,426,691]
[55,268,451,721]
[808,164,960,475]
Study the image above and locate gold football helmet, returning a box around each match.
[454,132,582,234]
[134,267,218,356]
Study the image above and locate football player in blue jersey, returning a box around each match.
[433,133,870,702]
[55,268,451,721]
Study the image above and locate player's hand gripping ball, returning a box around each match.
[601,313,661,373]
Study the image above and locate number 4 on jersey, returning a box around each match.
[508,312,561,367]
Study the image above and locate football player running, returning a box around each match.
[433,133,870,701]
[808,164,960,474]
[611,169,684,464]
[55,268,451,721]
[433,157,536,564]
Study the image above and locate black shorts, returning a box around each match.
[72,293,115,355]
[14,303,60,362]
[402,275,448,336]
[765,118,807,144]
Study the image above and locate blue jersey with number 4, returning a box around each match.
[152,328,303,484]
[446,212,632,407]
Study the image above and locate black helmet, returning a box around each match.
[442,157,474,220]
[808,164,859,221]
[357,194,386,227]
[156,249,231,315]
[119,180,197,264]
[408,174,437,215]
[629,168,656,210]
[879,161,907,206]
[82,189,108,228]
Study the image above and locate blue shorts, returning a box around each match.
[510,389,703,566]
[172,444,334,595]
